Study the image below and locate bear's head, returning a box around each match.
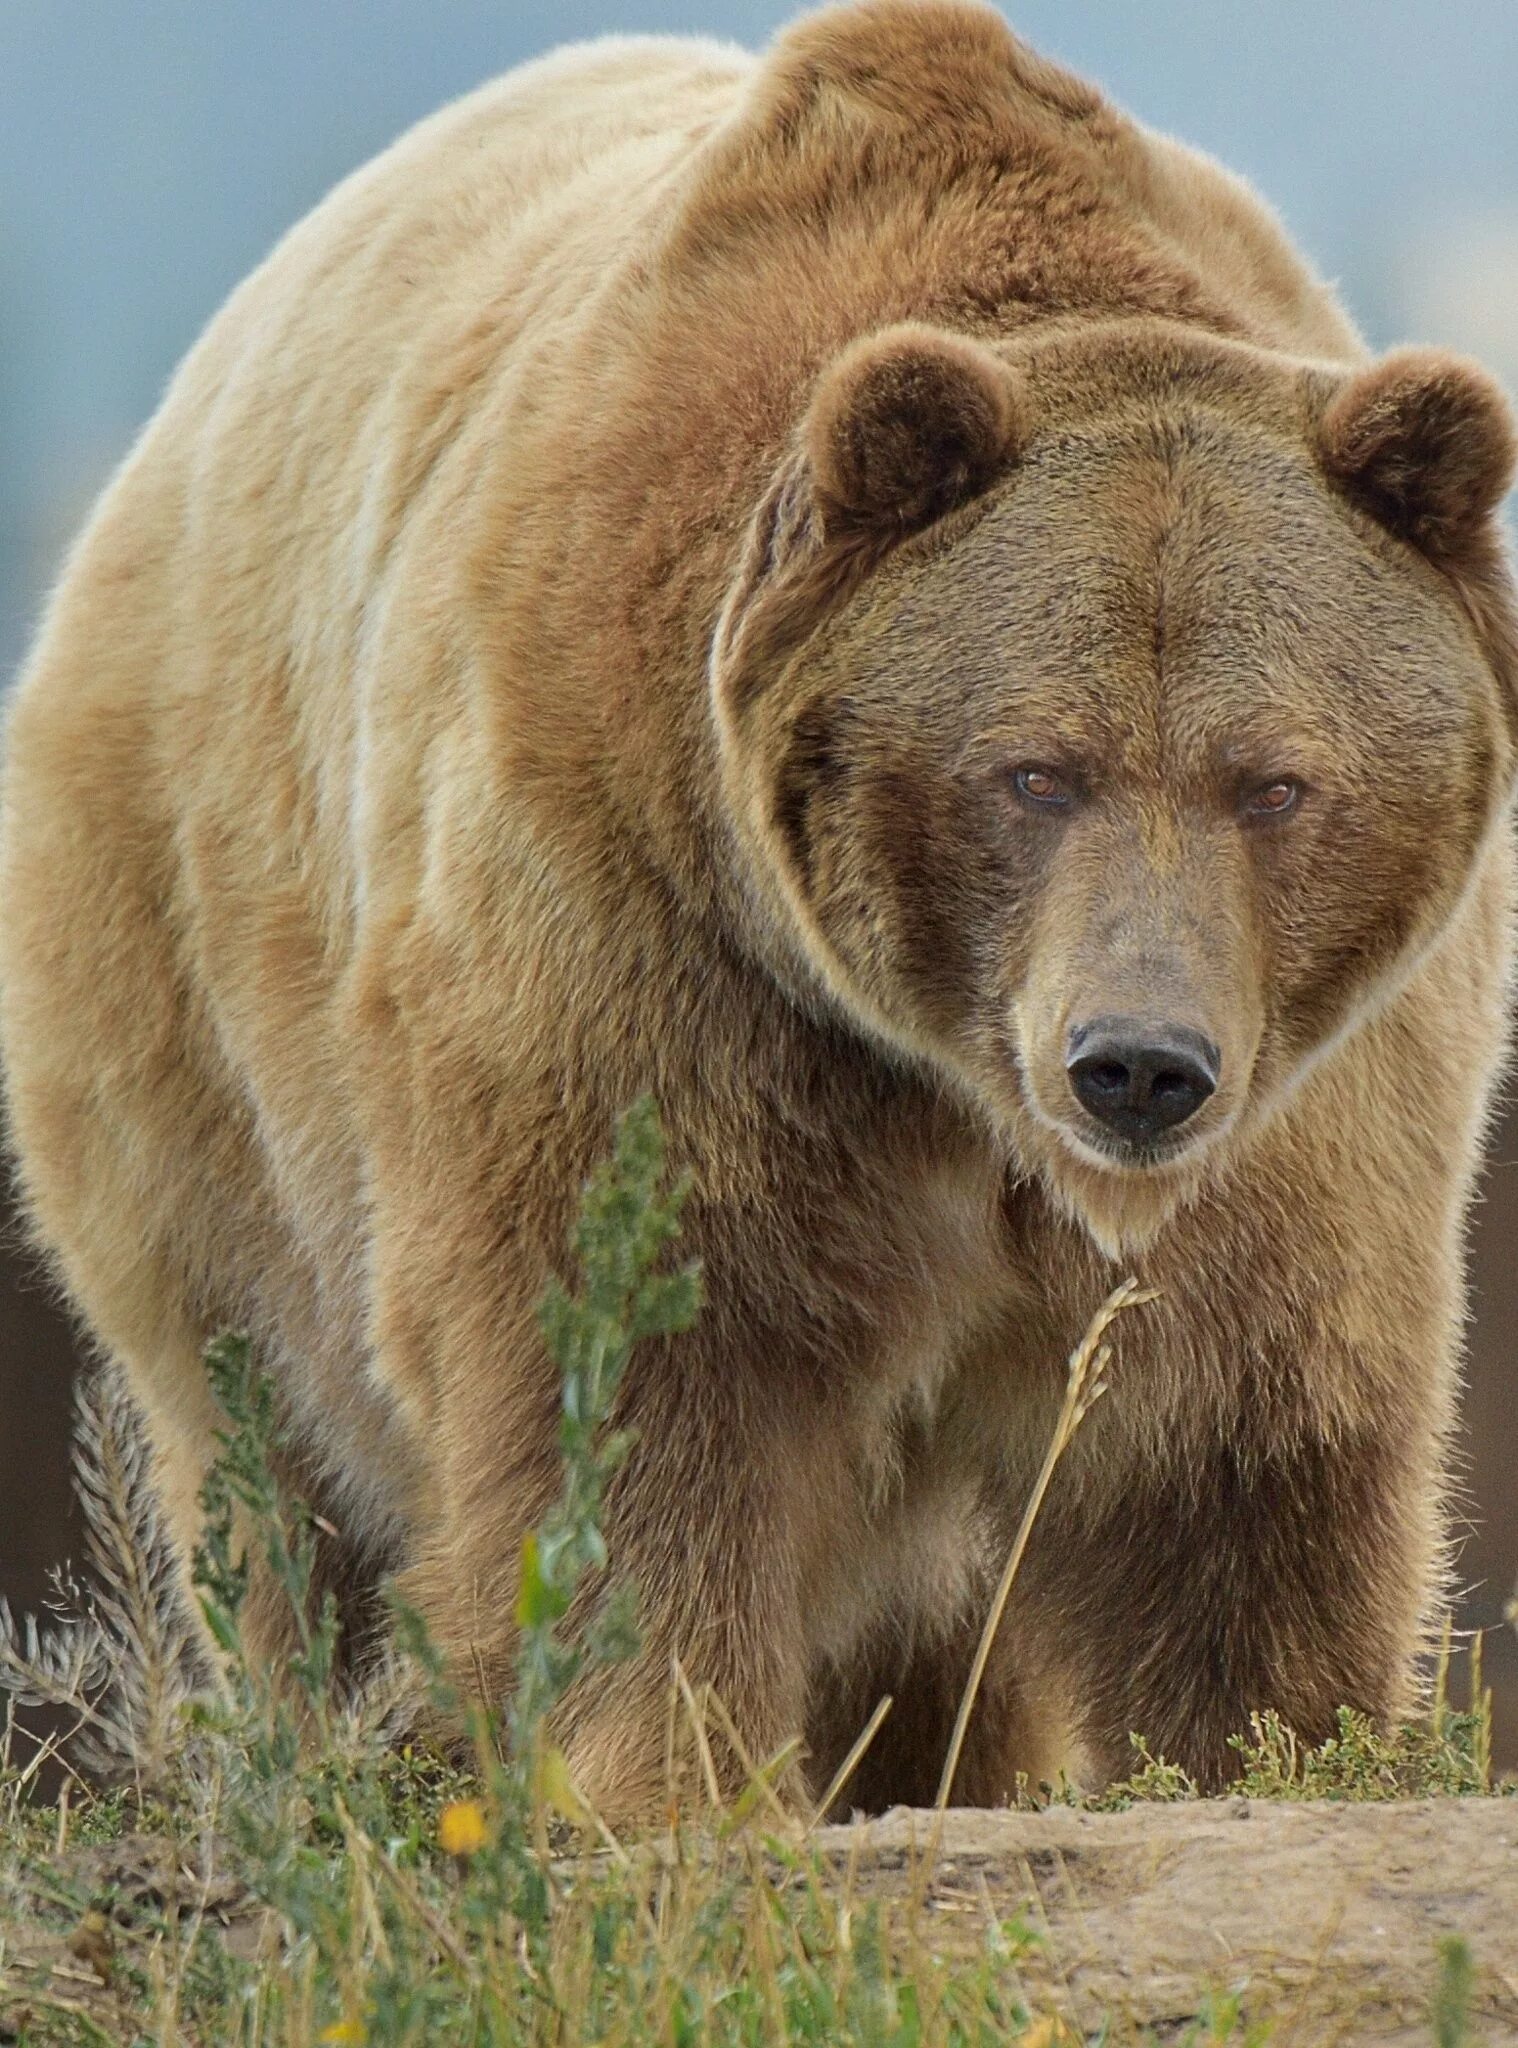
[711,318,1518,1254]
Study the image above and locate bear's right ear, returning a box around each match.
[804,323,1025,539]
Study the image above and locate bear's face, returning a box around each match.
[714,325,1517,1251]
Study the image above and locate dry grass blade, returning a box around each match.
[0,1366,194,1785]
[0,1599,108,1715]
[701,1687,803,1834]
[807,1692,893,1833]
[935,1275,1158,1810]
[672,1657,725,1811]
[69,1366,195,1780]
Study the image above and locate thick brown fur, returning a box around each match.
[3,3,1517,1818]
[807,326,1023,532]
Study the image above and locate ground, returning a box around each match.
[3,1797,1517,2045]
[817,1799,1518,2044]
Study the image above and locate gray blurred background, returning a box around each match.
[2,2,1516,1767]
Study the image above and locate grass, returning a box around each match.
[0,1099,1511,2046]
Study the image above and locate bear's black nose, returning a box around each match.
[1065,1017,1219,1144]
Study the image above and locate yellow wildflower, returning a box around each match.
[317,2023,367,2046]
[437,1797,489,1857]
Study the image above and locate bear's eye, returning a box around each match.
[1245,778,1302,820]
[1012,765,1072,809]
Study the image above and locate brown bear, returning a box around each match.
[3,0,1516,1819]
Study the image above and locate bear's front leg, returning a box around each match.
[552,1358,821,1823]
[396,1297,821,1827]
[1011,1413,1439,1791]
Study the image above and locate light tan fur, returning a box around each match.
[4,3,1516,1817]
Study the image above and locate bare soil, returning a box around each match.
[5,1800,1516,2043]
[814,1798,1518,2043]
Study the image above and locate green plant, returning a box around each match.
[1226,1689,1490,1803]
[192,1328,340,1720]
[1431,1935,1475,2048]
[1091,1736,1201,1810]
[509,1093,701,1784]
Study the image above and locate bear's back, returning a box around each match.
[0,2,1371,1472]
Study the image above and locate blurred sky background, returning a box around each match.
[3,1,1518,680]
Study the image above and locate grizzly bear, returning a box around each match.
[3,0,1516,1820]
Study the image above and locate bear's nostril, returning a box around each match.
[1065,1018,1220,1145]
[1084,1060,1130,1096]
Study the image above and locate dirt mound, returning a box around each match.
[815,1799,1518,2042]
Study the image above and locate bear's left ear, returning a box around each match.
[712,325,1024,727]
[1319,348,1516,562]
[804,322,1025,538]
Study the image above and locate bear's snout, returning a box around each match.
[1065,1016,1219,1146]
